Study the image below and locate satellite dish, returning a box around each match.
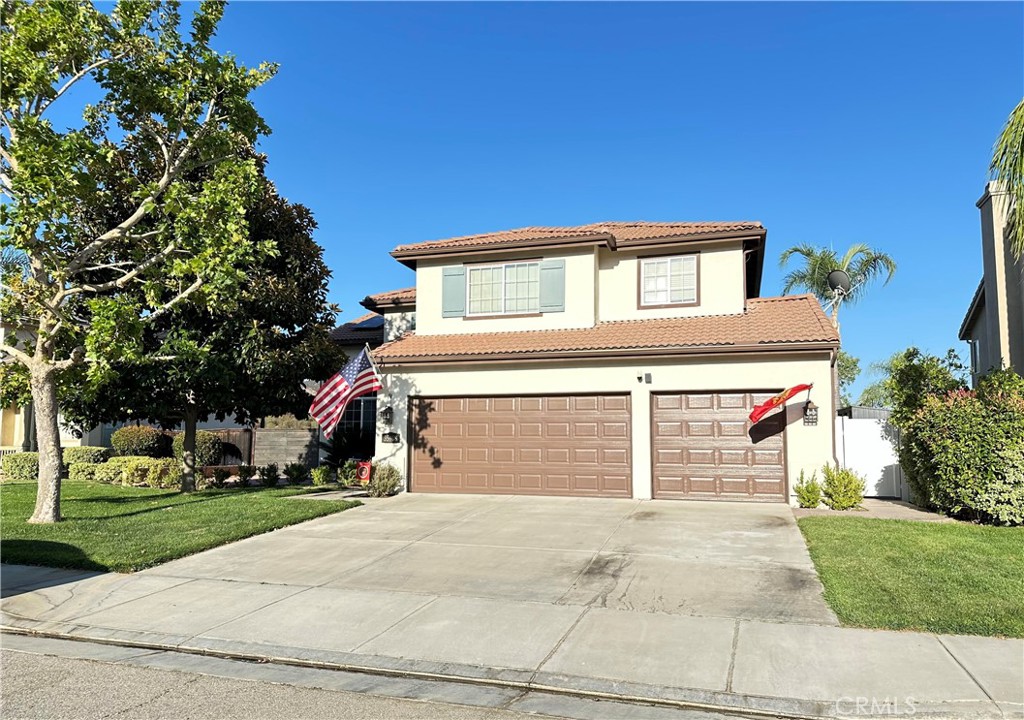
[827,269,852,295]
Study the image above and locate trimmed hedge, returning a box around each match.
[63,446,111,466]
[94,463,124,484]
[69,462,99,483]
[900,370,1024,525]
[111,426,167,457]
[172,431,222,467]
[2,452,38,481]
[119,457,182,488]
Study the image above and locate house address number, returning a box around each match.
[381,432,401,444]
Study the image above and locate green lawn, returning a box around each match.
[1,481,359,573]
[798,516,1024,637]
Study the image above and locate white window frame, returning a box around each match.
[466,261,541,316]
[639,254,698,307]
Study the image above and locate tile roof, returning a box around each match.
[373,294,838,364]
[391,221,764,259]
[361,286,417,311]
[329,312,385,345]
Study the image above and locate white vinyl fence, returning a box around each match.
[835,407,908,500]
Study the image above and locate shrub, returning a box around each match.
[283,463,308,485]
[2,452,38,481]
[821,464,865,511]
[367,463,402,498]
[210,467,231,489]
[311,466,332,486]
[148,459,182,489]
[111,426,167,457]
[794,470,822,509]
[172,431,223,467]
[68,462,99,483]
[94,462,125,485]
[258,463,279,487]
[900,373,1024,525]
[62,446,111,466]
[236,464,255,488]
[340,459,359,484]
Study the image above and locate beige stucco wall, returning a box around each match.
[597,242,746,321]
[373,351,836,505]
[384,310,416,342]
[976,183,1024,377]
[415,248,597,336]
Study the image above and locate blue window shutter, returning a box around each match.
[442,266,466,317]
[539,259,565,313]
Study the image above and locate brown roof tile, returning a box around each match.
[373,294,837,364]
[361,286,416,311]
[391,221,764,259]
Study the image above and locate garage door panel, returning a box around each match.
[653,391,786,502]
[410,394,632,497]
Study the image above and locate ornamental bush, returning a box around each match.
[821,464,865,511]
[68,462,99,483]
[62,446,111,466]
[94,462,125,485]
[794,470,822,508]
[111,426,168,458]
[283,463,308,485]
[311,466,332,486]
[900,369,1024,525]
[367,463,402,498]
[172,431,222,467]
[258,463,279,487]
[2,452,38,481]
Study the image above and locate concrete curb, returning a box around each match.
[2,618,1013,720]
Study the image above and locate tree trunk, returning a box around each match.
[181,406,198,493]
[28,368,62,524]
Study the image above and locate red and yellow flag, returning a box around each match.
[749,384,813,424]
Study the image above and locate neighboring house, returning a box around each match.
[369,221,840,504]
[959,182,1024,384]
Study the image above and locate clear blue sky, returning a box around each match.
[211,2,1022,398]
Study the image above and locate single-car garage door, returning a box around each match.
[410,394,632,497]
[652,391,786,501]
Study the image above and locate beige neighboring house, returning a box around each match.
[368,221,840,505]
[959,182,1024,384]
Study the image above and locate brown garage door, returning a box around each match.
[652,391,786,501]
[410,394,632,497]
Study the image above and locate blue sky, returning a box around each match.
[210,2,1022,398]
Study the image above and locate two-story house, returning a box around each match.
[367,221,839,504]
[959,182,1024,384]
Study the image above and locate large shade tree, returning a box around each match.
[991,99,1024,256]
[0,1,276,522]
[779,243,897,326]
[59,176,347,491]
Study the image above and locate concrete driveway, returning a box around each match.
[148,493,837,626]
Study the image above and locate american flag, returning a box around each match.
[309,347,382,439]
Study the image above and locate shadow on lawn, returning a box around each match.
[69,492,231,521]
[1,540,105,596]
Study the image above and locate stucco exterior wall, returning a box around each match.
[373,351,836,505]
[597,242,746,321]
[384,311,416,342]
[415,249,597,336]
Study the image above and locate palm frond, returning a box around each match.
[990,98,1024,257]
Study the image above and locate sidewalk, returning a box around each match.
[2,563,1021,720]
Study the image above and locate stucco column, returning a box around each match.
[630,386,652,500]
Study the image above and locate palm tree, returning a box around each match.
[1,246,29,276]
[779,243,897,325]
[990,99,1024,257]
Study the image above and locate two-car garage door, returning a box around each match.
[408,391,786,501]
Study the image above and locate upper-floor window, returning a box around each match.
[639,254,698,307]
[467,261,540,315]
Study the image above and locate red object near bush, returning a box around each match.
[356,461,372,484]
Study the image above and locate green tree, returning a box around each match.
[881,348,967,428]
[779,243,897,325]
[60,177,346,491]
[837,350,860,406]
[0,1,276,522]
[990,99,1024,256]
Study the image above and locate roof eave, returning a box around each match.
[390,233,617,268]
[958,280,985,340]
[373,340,838,367]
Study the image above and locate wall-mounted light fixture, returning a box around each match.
[379,405,394,426]
[803,401,819,426]
[636,373,653,384]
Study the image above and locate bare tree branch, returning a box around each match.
[65,239,178,295]
[0,342,33,366]
[36,54,126,118]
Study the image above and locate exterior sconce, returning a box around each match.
[803,401,819,426]
[379,405,394,426]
